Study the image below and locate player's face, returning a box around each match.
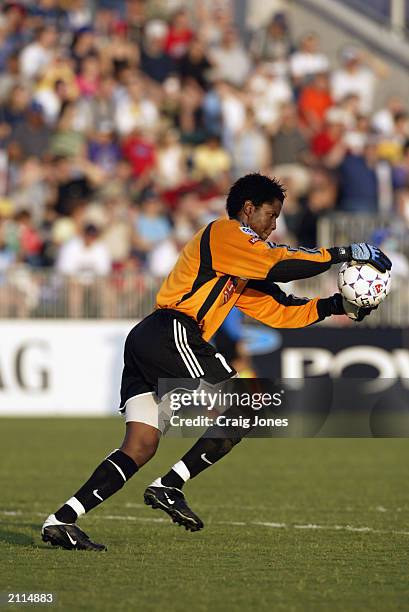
[246,200,282,241]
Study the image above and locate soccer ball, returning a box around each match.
[337,262,391,308]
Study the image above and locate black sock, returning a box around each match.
[161,436,242,489]
[55,449,138,523]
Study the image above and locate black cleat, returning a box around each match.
[42,523,107,551]
[144,486,204,532]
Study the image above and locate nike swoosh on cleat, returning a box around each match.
[164,492,175,505]
[66,532,77,546]
[201,453,212,465]
[93,489,103,501]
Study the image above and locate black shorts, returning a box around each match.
[119,309,236,409]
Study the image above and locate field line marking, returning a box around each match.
[2,509,409,536]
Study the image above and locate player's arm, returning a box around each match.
[212,222,391,282]
[235,280,373,328]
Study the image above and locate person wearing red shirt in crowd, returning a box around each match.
[15,209,43,266]
[298,72,333,135]
[165,9,194,60]
[311,107,345,162]
[122,128,156,179]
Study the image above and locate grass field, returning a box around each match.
[1,418,409,611]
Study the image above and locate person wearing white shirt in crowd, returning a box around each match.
[20,25,57,81]
[114,76,159,136]
[331,46,388,114]
[57,223,112,317]
[209,27,251,88]
[247,62,293,129]
[372,95,406,136]
[290,32,329,86]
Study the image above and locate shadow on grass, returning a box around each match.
[0,526,35,547]
[0,522,57,550]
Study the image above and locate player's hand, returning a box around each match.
[342,296,378,322]
[349,243,392,273]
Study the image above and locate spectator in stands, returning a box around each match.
[155,129,186,190]
[209,27,251,88]
[372,95,406,136]
[70,26,96,73]
[133,192,172,258]
[87,121,121,176]
[56,221,112,317]
[0,217,16,275]
[34,48,79,124]
[13,209,43,266]
[0,84,30,131]
[231,108,270,179]
[298,71,333,135]
[331,46,387,114]
[165,8,194,60]
[140,19,174,84]
[0,52,26,105]
[99,19,139,78]
[297,167,337,247]
[250,12,293,63]
[178,39,212,90]
[247,62,293,131]
[50,155,100,217]
[75,53,101,98]
[49,101,85,158]
[337,138,382,212]
[65,0,93,33]
[122,127,157,188]
[19,24,57,81]
[125,0,146,47]
[0,3,28,73]
[77,74,117,133]
[10,101,51,159]
[114,75,159,136]
[310,106,346,166]
[8,158,49,228]
[271,103,308,166]
[290,32,330,89]
[28,0,67,31]
[192,134,231,182]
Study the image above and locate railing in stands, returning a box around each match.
[0,262,407,327]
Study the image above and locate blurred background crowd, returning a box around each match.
[0,0,409,319]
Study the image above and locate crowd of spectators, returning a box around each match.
[0,0,409,316]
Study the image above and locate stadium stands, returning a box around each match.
[0,0,408,324]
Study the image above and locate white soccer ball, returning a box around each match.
[337,262,391,308]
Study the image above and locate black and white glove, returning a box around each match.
[317,293,377,322]
[332,243,392,274]
[341,296,377,321]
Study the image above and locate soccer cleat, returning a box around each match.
[42,523,107,551]
[144,485,204,532]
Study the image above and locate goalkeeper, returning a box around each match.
[41,173,391,550]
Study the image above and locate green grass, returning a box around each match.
[1,418,409,611]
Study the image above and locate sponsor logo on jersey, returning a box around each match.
[249,236,260,245]
[222,278,237,304]
[239,226,260,239]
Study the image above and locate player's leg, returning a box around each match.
[41,321,162,551]
[41,395,161,551]
[144,323,243,531]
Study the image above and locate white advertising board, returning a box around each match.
[0,321,135,415]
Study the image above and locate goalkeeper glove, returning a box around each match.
[341,296,377,321]
[333,243,392,274]
[317,293,376,322]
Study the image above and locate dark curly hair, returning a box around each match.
[226,173,286,219]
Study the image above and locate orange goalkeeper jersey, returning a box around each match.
[156,217,336,341]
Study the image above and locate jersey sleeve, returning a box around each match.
[235,280,344,328]
[211,221,336,282]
